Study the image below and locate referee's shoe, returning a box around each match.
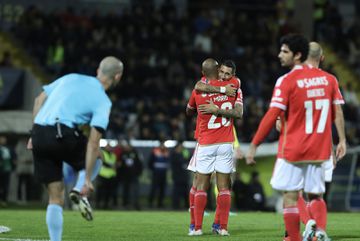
[69,190,93,221]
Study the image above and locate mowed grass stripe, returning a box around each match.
[0,211,359,241]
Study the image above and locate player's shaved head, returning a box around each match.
[202,58,219,79]
[308,42,323,61]
[305,42,324,68]
[99,56,124,78]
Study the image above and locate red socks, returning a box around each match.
[283,206,301,241]
[297,194,310,225]
[194,190,207,230]
[309,198,327,230]
[189,186,197,225]
[218,190,231,230]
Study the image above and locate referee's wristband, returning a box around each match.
[220,86,226,93]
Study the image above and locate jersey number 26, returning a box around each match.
[208,102,232,129]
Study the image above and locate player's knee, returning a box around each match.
[196,182,209,191]
[283,191,298,207]
[48,196,65,206]
[216,174,231,190]
[217,182,230,191]
[307,193,322,201]
[47,181,65,206]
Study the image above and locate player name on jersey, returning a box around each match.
[297,76,328,88]
[307,88,325,98]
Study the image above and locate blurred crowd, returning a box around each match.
[312,0,360,146]
[10,1,283,143]
[1,0,359,145]
[6,0,359,144]
[2,0,360,211]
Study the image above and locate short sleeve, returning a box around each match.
[200,76,208,84]
[187,90,197,110]
[90,100,112,130]
[332,77,345,105]
[270,75,290,110]
[235,88,243,106]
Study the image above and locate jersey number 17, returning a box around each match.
[304,99,329,134]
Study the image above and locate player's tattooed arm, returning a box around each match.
[194,81,236,97]
[198,101,242,119]
[216,103,242,119]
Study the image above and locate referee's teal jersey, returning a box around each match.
[34,73,111,130]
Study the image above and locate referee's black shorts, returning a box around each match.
[31,124,87,184]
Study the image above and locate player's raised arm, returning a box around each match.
[194,58,236,97]
[195,81,236,97]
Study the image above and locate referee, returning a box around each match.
[28,56,123,241]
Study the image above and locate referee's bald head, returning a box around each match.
[97,56,123,89]
[99,56,123,77]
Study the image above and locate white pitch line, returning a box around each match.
[0,238,49,241]
[0,238,81,241]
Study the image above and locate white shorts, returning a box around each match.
[187,143,199,172]
[195,143,233,174]
[323,156,334,182]
[270,158,325,194]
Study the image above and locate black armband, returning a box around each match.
[94,126,105,135]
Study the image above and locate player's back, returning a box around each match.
[278,65,343,162]
[195,80,238,145]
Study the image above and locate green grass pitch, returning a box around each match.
[0,210,359,241]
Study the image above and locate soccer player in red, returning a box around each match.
[186,59,242,236]
[205,61,244,233]
[188,60,243,235]
[186,60,242,235]
[246,34,346,241]
[279,41,346,241]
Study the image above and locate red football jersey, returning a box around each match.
[270,64,344,162]
[187,77,243,140]
[188,79,241,145]
[187,90,200,139]
[231,77,243,106]
[187,77,208,139]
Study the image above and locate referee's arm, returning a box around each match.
[27,91,47,150]
[83,127,103,195]
[32,91,47,121]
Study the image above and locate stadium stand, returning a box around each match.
[0,0,359,210]
[2,0,358,144]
